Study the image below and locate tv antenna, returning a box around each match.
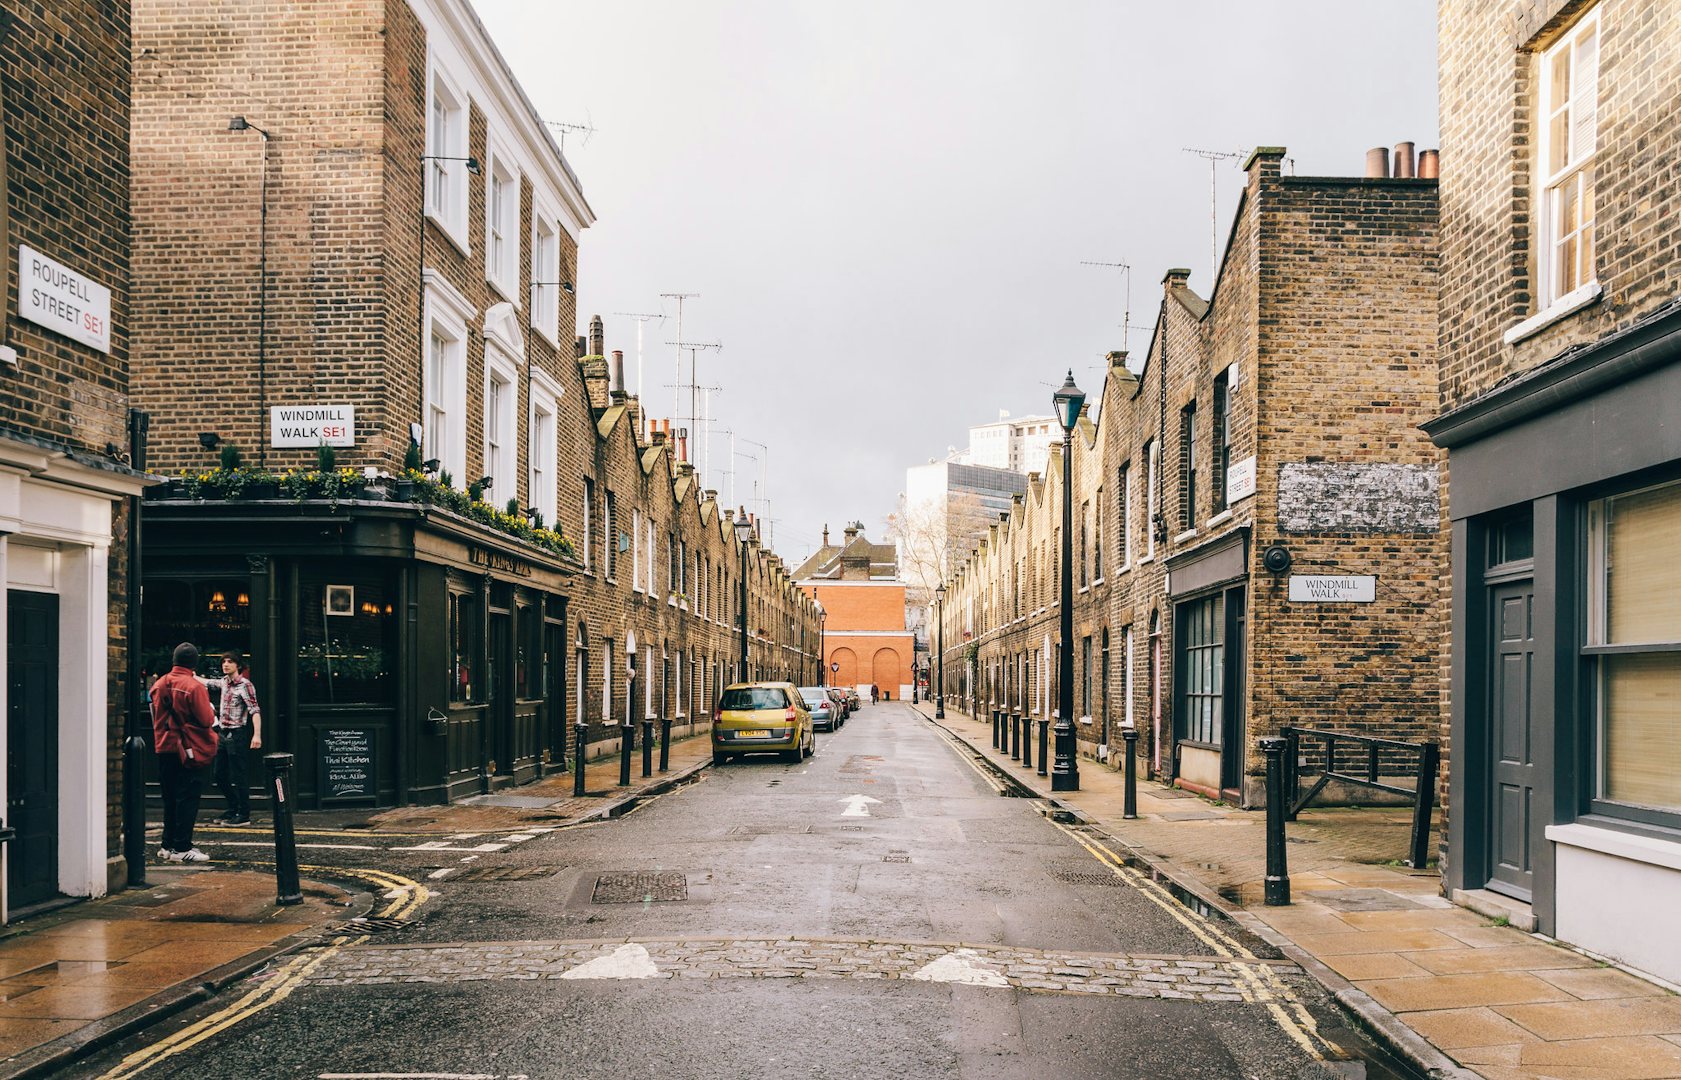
[659,292,699,424]
[1080,259,1133,349]
[1182,148,1246,284]
[543,115,597,154]
[665,339,721,463]
[612,311,665,405]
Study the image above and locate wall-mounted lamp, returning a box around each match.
[199,432,222,451]
[422,458,441,475]
[476,475,494,492]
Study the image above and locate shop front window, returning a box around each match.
[143,577,253,682]
[448,591,480,703]
[1176,593,1224,746]
[517,602,542,700]
[299,570,398,704]
[1588,479,1681,818]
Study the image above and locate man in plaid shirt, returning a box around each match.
[202,652,263,826]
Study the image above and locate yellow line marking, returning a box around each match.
[95,866,431,1079]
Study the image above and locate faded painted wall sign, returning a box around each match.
[1288,575,1376,603]
[1276,462,1438,533]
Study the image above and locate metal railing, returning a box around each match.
[1280,726,1440,870]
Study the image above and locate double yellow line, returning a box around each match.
[95,866,428,1080]
[1050,819,1337,1061]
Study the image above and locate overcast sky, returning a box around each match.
[477,0,1440,566]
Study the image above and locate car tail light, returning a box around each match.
[785,707,797,722]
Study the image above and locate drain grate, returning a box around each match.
[592,871,689,903]
[883,849,911,864]
[728,825,812,837]
[838,825,863,832]
[339,916,415,935]
[1050,867,1127,888]
[448,865,564,882]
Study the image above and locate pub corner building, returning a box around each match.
[2,0,154,921]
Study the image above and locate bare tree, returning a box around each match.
[886,491,1000,639]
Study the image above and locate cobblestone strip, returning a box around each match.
[305,937,1298,1002]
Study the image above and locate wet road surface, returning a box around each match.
[71,702,1415,1079]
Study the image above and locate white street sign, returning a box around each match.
[1288,575,1376,603]
[1226,455,1257,504]
[271,404,356,448]
[18,244,111,354]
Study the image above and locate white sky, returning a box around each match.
[477,0,1440,564]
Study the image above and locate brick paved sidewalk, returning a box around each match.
[0,869,357,1078]
[919,703,1681,1080]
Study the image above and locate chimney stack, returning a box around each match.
[822,524,830,547]
[1393,141,1416,179]
[589,315,605,357]
[610,350,626,403]
[1365,147,1390,178]
[1418,149,1439,179]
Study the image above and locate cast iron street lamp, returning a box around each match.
[818,608,827,686]
[934,583,946,719]
[228,117,272,466]
[1052,369,1085,792]
[734,513,754,681]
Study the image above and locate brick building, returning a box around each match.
[129,0,820,808]
[0,1,151,918]
[796,524,915,700]
[939,147,1442,806]
[1427,0,1681,984]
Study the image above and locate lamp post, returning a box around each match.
[417,153,481,453]
[818,608,827,686]
[1052,369,1085,792]
[934,583,946,719]
[734,513,753,682]
[228,117,271,467]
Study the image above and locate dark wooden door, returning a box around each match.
[8,591,59,910]
[488,611,511,779]
[1222,589,1248,793]
[1488,579,1537,900]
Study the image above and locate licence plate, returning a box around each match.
[739,729,771,739]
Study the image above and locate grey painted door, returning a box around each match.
[1488,579,1537,901]
[7,590,60,911]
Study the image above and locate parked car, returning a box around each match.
[826,687,850,721]
[712,682,815,764]
[799,686,838,731]
[843,687,862,711]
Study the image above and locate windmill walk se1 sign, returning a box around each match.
[271,404,356,448]
[1288,575,1376,603]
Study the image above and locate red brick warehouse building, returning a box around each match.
[796,524,915,700]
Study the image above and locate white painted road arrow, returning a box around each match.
[839,794,882,818]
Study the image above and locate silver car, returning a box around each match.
[798,686,838,731]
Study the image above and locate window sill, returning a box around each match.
[1547,821,1681,872]
[1206,510,1233,528]
[1138,555,1154,566]
[1503,282,1603,345]
[1173,529,1198,545]
[425,206,470,258]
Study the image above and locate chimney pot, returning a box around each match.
[1393,141,1416,179]
[1418,149,1439,179]
[610,350,625,394]
[1365,147,1391,179]
[589,314,605,358]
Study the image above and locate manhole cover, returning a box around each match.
[449,865,564,882]
[1050,867,1126,888]
[592,872,689,903]
[882,854,911,863]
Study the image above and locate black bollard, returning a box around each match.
[1009,712,1021,760]
[573,721,588,797]
[991,709,1001,749]
[641,719,655,778]
[659,718,673,772]
[619,722,634,786]
[264,753,303,906]
[123,728,149,887]
[1122,724,1140,820]
[1261,737,1291,906]
[1037,719,1050,777]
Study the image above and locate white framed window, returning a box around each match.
[582,476,595,570]
[483,346,518,501]
[529,394,556,528]
[1586,478,1681,821]
[484,143,520,300]
[425,65,470,249]
[646,515,656,594]
[530,213,561,343]
[632,509,644,592]
[1538,11,1598,308]
[423,277,472,487]
[1145,439,1159,561]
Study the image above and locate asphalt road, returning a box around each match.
[70,702,1413,1080]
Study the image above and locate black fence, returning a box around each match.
[1279,727,1440,870]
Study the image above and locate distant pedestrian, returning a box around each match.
[151,642,218,863]
[870,684,879,705]
[202,653,261,826]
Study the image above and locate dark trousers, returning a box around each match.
[157,753,208,852]
[214,725,252,820]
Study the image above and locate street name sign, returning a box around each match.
[272,404,356,448]
[1288,575,1376,603]
[19,244,111,354]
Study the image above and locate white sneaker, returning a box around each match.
[175,848,210,863]
[157,846,179,862]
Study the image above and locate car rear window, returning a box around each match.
[720,687,791,710]
[801,693,827,706]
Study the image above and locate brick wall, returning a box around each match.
[2,1,135,861]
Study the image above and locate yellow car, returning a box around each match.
[712,682,815,764]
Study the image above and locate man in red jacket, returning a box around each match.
[151,642,218,863]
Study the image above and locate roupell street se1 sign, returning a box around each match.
[271,404,356,448]
[1288,575,1376,603]
[19,245,111,354]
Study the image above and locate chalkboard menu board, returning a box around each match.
[319,728,374,801]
